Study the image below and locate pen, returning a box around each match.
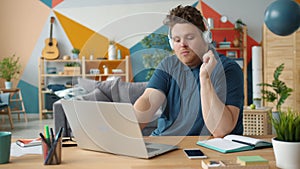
[44,127,64,165]
[50,127,58,164]
[44,125,51,144]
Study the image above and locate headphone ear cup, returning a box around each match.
[203,31,212,44]
[169,38,173,50]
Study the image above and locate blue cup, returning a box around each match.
[0,132,11,164]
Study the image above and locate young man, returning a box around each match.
[134,5,244,137]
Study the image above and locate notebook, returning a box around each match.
[197,134,272,153]
[61,99,178,159]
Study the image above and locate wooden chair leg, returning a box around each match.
[7,107,14,129]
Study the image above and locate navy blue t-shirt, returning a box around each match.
[147,53,244,136]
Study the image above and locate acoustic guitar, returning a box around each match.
[42,16,59,60]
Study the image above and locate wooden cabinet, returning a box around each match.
[262,24,300,111]
[211,26,248,105]
[38,56,131,119]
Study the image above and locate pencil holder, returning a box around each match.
[42,137,62,165]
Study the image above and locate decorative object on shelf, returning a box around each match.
[71,48,80,59]
[234,19,246,30]
[264,0,300,36]
[141,32,172,80]
[108,40,116,60]
[89,69,99,74]
[112,69,123,74]
[234,19,246,48]
[117,49,122,60]
[226,51,237,58]
[63,55,70,60]
[219,41,231,48]
[220,15,228,23]
[232,36,239,47]
[64,62,81,75]
[103,65,108,75]
[89,53,93,60]
[207,18,214,29]
[271,108,300,169]
[257,63,293,113]
[0,54,21,89]
[47,67,57,74]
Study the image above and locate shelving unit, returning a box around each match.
[38,56,131,120]
[211,26,248,105]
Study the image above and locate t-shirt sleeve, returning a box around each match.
[147,61,171,95]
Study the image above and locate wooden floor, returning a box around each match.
[0,114,53,139]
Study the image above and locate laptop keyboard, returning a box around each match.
[146,147,159,153]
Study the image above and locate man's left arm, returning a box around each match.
[200,51,241,138]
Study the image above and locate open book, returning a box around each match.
[16,138,42,148]
[197,135,272,153]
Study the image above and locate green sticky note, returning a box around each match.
[237,156,268,166]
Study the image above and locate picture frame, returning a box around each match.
[226,51,237,58]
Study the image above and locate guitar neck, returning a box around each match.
[49,17,55,43]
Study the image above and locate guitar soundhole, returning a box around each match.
[48,42,53,46]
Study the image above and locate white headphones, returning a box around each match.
[168,17,212,49]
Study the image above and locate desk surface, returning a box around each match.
[3,136,277,169]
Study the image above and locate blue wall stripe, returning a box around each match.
[40,0,52,8]
[17,80,39,114]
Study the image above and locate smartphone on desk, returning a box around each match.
[183,148,207,159]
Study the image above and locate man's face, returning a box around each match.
[171,23,208,68]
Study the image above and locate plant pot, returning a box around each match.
[252,99,261,108]
[64,67,80,75]
[272,138,300,169]
[72,53,79,60]
[4,81,12,89]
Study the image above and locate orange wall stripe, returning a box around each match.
[54,11,129,59]
[54,11,95,50]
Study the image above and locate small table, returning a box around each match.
[243,106,272,135]
[0,88,27,122]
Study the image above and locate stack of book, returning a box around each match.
[219,41,231,48]
[201,156,269,169]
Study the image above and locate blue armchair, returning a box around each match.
[0,93,13,129]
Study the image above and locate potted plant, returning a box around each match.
[252,97,262,108]
[271,108,300,169]
[0,54,21,89]
[64,62,81,75]
[71,48,80,59]
[258,63,293,113]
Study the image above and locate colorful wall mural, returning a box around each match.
[1,0,272,114]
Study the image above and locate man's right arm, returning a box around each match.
[133,88,166,130]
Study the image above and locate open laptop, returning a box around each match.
[61,99,178,159]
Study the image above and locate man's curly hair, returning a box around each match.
[164,5,206,32]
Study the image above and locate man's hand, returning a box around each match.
[200,50,217,78]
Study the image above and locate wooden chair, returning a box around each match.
[0,93,14,129]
